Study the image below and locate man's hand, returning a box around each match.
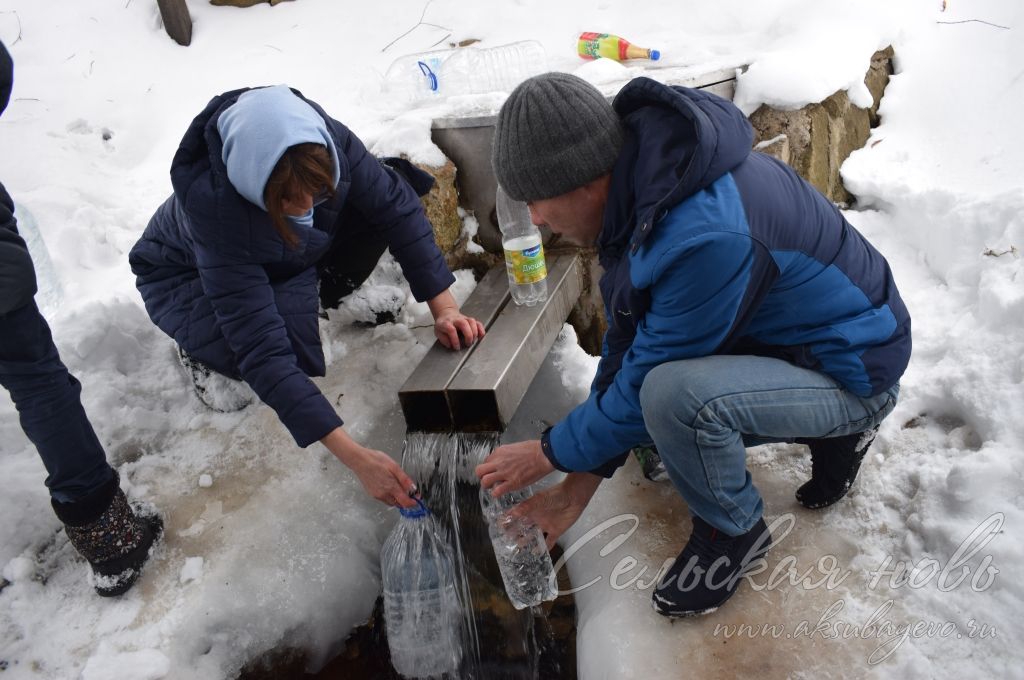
[508,473,602,549]
[476,439,555,497]
[427,289,485,350]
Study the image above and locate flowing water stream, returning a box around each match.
[237,430,574,680]
[398,431,546,680]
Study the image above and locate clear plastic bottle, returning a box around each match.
[381,499,462,678]
[384,40,547,103]
[496,185,548,307]
[479,487,558,610]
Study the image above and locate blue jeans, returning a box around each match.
[0,301,115,503]
[639,355,899,536]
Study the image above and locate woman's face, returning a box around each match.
[281,191,314,217]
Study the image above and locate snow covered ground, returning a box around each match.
[0,0,1021,678]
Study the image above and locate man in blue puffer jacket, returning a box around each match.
[476,73,910,617]
[130,85,484,509]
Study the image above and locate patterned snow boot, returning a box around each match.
[177,346,254,413]
[52,473,163,597]
[795,426,879,509]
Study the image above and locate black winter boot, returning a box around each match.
[652,515,772,618]
[52,473,163,597]
[795,427,878,509]
[177,346,253,413]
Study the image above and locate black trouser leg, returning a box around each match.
[317,224,389,310]
[0,301,115,503]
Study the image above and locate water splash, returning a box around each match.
[401,431,541,680]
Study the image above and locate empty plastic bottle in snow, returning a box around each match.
[479,486,558,610]
[577,32,660,62]
[384,40,547,103]
[380,498,462,678]
[496,185,547,307]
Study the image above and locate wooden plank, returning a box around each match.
[157,0,192,47]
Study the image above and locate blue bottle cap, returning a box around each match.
[399,497,430,518]
[650,49,661,61]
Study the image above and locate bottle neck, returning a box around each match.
[624,44,652,60]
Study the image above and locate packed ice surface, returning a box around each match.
[0,0,1021,678]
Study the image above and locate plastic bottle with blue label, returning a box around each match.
[380,498,462,678]
[384,41,546,104]
[496,185,548,307]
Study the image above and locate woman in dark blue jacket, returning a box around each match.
[130,85,483,508]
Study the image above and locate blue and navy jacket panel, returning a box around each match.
[129,87,454,447]
[545,78,911,473]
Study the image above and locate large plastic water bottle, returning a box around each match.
[381,499,462,678]
[496,186,548,307]
[384,40,546,103]
[479,487,558,610]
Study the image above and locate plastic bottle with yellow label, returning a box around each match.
[496,186,548,307]
[577,32,660,62]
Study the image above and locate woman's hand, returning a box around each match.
[322,428,418,508]
[508,472,602,549]
[427,289,485,350]
[476,439,555,497]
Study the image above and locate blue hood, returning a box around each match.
[216,85,341,210]
[600,77,754,260]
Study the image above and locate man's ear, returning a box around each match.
[583,173,612,202]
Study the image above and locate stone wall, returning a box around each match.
[416,48,894,356]
[748,47,894,206]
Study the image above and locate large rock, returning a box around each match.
[749,47,893,206]
[865,46,895,127]
[564,249,606,357]
[416,159,461,253]
[413,159,501,277]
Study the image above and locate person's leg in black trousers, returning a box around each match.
[318,157,435,318]
[0,300,162,596]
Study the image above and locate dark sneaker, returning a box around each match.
[177,346,253,413]
[632,444,670,482]
[52,476,163,597]
[652,515,772,618]
[795,427,878,509]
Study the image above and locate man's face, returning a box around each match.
[526,179,608,247]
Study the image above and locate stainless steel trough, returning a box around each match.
[399,253,582,432]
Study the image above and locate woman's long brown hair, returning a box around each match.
[263,142,335,248]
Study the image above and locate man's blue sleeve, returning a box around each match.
[545,231,754,471]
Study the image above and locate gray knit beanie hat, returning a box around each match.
[492,72,623,202]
